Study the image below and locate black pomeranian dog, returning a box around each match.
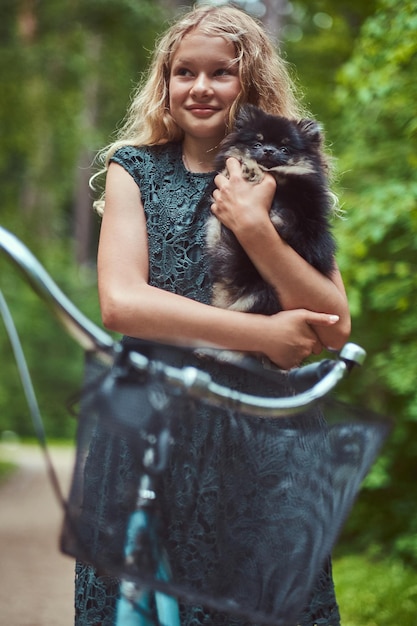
[206,104,337,315]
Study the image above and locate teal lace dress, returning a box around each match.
[74,143,341,626]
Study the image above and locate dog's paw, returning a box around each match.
[241,158,264,184]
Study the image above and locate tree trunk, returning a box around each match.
[261,0,288,44]
[73,34,102,266]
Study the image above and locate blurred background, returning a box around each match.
[0,0,416,623]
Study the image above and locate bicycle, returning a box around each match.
[0,225,391,626]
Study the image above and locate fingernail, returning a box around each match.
[329,315,339,323]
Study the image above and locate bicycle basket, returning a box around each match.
[61,341,391,626]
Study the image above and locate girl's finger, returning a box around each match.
[307,312,340,326]
[224,157,242,176]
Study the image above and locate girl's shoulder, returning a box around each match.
[111,142,181,174]
[109,143,191,204]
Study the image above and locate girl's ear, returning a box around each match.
[297,119,323,146]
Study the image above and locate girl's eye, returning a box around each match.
[215,65,238,77]
[175,67,193,77]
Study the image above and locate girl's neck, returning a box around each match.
[181,140,219,173]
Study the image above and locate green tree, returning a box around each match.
[0,0,164,437]
[331,0,417,563]
[0,0,162,245]
[283,0,378,127]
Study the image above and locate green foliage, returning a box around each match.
[330,0,417,564]
[284,0,417,565]
[0,459,17,483]
[333,0,417,415]
[334,552,417,625]
[0,0,163,236]
[0,236,105,439]
[284,0,377,126]
[0,0,164,438]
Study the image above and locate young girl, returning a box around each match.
[75,4,350,625]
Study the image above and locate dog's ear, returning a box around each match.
[235,104,259,130]
[297,119,323,146]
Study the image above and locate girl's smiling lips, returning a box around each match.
[186,104,220,116]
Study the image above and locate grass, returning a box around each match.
[0,437,74,484]
[0,459,17,482]
[334,552,417,625]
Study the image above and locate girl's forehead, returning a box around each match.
[171,30,237,62]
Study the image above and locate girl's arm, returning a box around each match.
[97,163,340,370]
[211,158,351,350]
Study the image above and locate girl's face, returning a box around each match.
[169,29,241,147]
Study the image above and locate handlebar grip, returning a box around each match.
[288,343,366,394]
[288,360,335,393]
[339,343,367,369]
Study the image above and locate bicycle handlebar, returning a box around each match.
[0,226,114,355]
[0,226,366,417]
[128,348,362,417]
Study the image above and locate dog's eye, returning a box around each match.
[279,146,290,154]
[253,142,263,149]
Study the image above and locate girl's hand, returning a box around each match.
[260,309,340,370]
[211,157,276,234]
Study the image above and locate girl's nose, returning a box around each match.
[190,73,212,97]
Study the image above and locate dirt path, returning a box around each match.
[0,443,76,626]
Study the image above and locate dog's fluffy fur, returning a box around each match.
[206,104,336,315]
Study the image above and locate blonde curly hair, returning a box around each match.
[91,4,318,213]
